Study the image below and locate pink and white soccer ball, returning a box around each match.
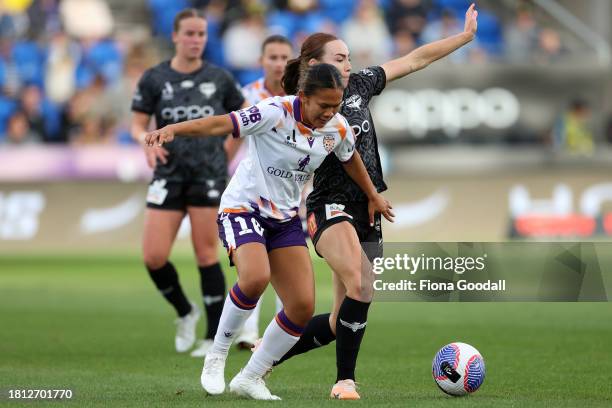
[432,342,485,396]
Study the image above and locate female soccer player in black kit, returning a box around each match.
[130,9,247,357]
[272,3,479,399]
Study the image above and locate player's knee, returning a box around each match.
[143,252,168,270]
[284,298,314,326]
[344,276,373,302]
[194,247,218,266]
[237,274,269,298]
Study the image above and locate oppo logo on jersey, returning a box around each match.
[161,105,215,122]
[351,120,371,138]
[266,167,311,182]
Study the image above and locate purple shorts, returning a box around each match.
[218,212,306,265]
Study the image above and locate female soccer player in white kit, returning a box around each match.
[234,34,294,350]
[145,63,394,400]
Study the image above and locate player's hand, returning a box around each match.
[464,3,478,36]
[145,126,175,146]
[368,194,395,226]
[143,145,168,168]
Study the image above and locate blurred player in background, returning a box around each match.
[273,4,479,400]
[130,8,247,358]
[144,63,394,400]
[233,34,294,350]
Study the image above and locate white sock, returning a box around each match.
[243,311,303,378]
[210,284,258,355]
[275,294,283,314]
[242,297,262,333]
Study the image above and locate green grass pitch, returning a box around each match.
[1,252,611,407]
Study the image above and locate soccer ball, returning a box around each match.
[432,342,485,396]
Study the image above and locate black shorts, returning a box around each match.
[306,201,383,262]
[145,178,226,210]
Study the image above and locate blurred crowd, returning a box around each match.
[0,0,582,145]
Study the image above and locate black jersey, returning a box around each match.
[307,66,388,207]
[131,60,245,182]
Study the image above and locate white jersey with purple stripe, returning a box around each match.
[220,95,356,221]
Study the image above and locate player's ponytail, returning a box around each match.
[281,32,338,96]
[282,57,304,95]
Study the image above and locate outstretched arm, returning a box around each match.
[144,114,235,146]
[342,152,395,225]
[224,100,251,161]
[381,3,478,82]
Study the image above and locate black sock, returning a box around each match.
[336,297,371,382]
[147,261,191,317]
[275,313,335,365]
[199,263,226,339]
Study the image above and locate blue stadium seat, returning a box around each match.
[233,68,263,87]
[75,63,95,89]
[318,0,358,24]
[41,99,62,142]
[75,40,123,88]
[87,40,123,84]
[0,59,5,89]
[148,0,190,39]
[266,11,298,39]
[0,96,17,139]
[434,0,471,14]
[475,10,503,56]
[203,16,226,67]
[116,128,135,145]
[12,41,45,87]
[297,12,330,35]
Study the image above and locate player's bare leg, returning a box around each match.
[316,222,373,400]
[143,209,200,353]
[188,207,226,357]
[271,222,355,365]
[229,246,314,400]
[201,242,270,395]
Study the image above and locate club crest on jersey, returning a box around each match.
[345,94,362,110]
[296,155,311,172]
[199,82,217,98]
[162,82,174,100]
[325,203,353,220]
[323,134,336,153]
[181,80,194,89]
[360,68,374,77]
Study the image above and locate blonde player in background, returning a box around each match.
[130,8,247,358]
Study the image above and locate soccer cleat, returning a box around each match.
[190,339,214,357]
[235,329,259,350]
[174,303,200,352]
[229,370,281,400]
[201,352,227,395]
[330,379,360,400]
